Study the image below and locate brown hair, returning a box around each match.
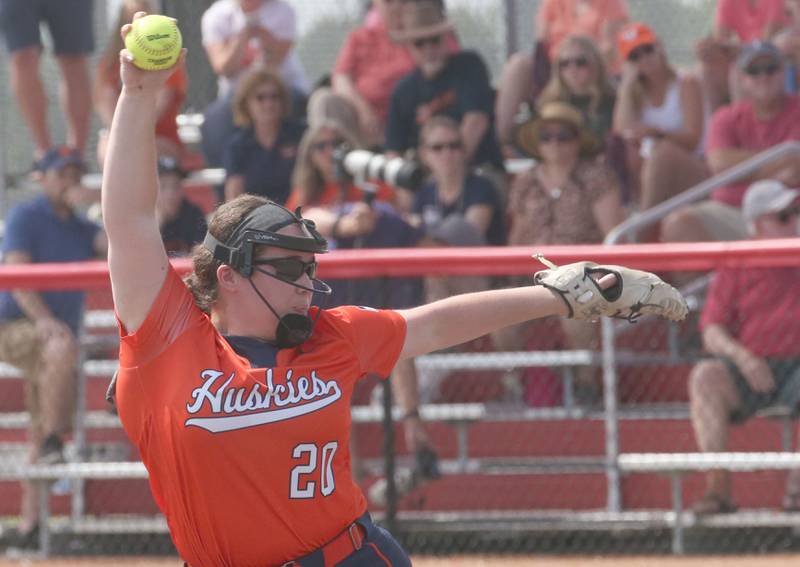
[231,68,291,128]
[289,121,362,207]
[538,35,616,116]
[184,195,270,313]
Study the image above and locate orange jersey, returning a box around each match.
[115,265,406,567]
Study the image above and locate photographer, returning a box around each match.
[286,112,439,498]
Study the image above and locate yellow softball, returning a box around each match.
[124,14,182,71]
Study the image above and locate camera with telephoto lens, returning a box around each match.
[333,146,427,193]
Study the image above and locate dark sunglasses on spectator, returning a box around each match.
[777,207,800,223]
[559,57,589,70]
[311,138,343,152]
[628,43,655,62]
[538,128,578,144]
[413,35,443,49]
[254,91,282,102]
[253,257,318,281]
[427,140,463,152]
[744,63,781,77]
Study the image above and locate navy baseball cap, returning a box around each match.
[38,146,86,173]
[738,41,783,70]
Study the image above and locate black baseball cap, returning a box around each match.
[157,155,187,178]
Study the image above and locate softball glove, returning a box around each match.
[533,254,688,323]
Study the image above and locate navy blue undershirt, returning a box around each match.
[224,335,280,368]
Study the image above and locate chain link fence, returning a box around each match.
[3,0,800,562]
[1,249,800,558]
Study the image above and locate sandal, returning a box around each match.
[691,493,737,516]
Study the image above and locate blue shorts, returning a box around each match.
[0,0,94,55]
[296,512,412,567]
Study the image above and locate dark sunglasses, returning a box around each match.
[744,63,781,77]
[426,140,463,152]
[559,56,589,70]
[413,35,443,49]
[254,92,282,102]
[777,207,800,223]
[628,43,655,62]
[253,257,318,281]
[538,128,578,144]
[310,138,343,152]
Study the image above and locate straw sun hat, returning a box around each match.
[513,101,600,160]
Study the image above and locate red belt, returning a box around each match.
[183,519,368,567]
[282,521,367,567]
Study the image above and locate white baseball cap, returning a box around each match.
[742,180,800,231]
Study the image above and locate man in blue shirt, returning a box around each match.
[0,146,106,548]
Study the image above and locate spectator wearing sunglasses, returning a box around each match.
[613,22,709,239]
[662,41,800,246]
[689,179,800,516]
[223,68,305,204]
[385,0,503,174]
[498,35,616,158]
[413,116,506,249]
[156,156,208,256]
[696,0,790,112]
[495,0,628,153]
[496,102,625,406]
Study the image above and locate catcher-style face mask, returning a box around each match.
[203,202,332,348]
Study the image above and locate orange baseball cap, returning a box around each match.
[617,22,658,61]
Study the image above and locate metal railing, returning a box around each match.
[601,141,800,512]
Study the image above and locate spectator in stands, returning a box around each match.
[697,0,790,111]
[332,0,416,147]
[0,0,93,167]
[775,0,800,93]
[0,147,106,548]
[689,179,800,515]
[385,0,504,175]
[200,0,308,175]
[411,115,504,303]
[95,0,187,169]
[201,0,308,99]
[536,35,617,144]
[495,0,628,151]
[662,41,800,244]
[412,115,506,247]
[496,102,625,405]
[613,22,708,237]
[157,156,207,256]
[223,69,304,204]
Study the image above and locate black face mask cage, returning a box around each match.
[203,206,328,278]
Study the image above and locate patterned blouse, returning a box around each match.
[507,159,619,246]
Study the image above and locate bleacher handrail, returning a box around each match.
[1,240,800,290]
[601,141,800,513]
[605,140,800,245]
